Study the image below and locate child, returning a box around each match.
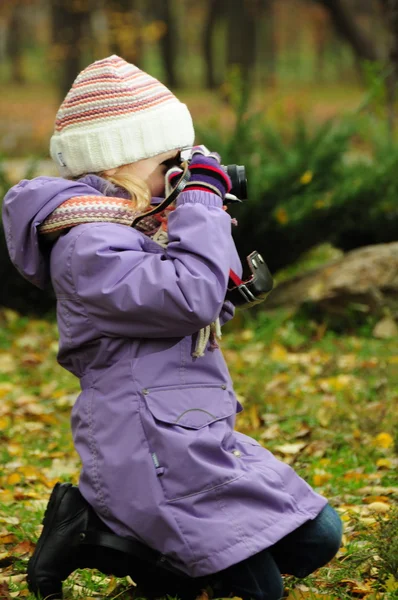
[3,56,342,600]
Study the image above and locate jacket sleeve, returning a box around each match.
[70,191,241,338]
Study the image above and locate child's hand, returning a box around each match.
[167,146,232,200]
[184,145,221,163]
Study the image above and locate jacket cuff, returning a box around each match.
[175,190,223,208]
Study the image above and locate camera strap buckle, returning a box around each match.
[227,251,274,308]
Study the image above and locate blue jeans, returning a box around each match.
[146,504,343,600]
[210,504,343,600]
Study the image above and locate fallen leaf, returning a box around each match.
[6,474,21,486]
[12,540,35,556]
[313,472,332,486]
[274,442,307,455]
[367,501,390,513]
[0,574,26,584]
[0,417,11,430]
[195,590,210,600]
[340,578,372,594]
[260,423,282,440]
[0,534,17,545]
[270,344,288,362]
[0,582,12,600]
[385,574,398,592]
[249,405,261,430]
[373,432,394,449]
[0,354,17,374]
[363,495,390,504]
[376,458,393,469]
[0,517,19,526]
[358,486,398,495]
[240,329,254,341]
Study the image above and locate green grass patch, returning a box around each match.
[0,306,397,599]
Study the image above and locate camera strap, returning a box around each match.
[227,251,274,307]
[131,161,191,228]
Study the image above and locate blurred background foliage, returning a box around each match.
[0,0,398,313]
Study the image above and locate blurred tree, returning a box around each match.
[226,0,263,86]
[7,1,25,84]
[105,0,144,66]
[261,0,277,86]
[150,0,178,87]
[378,0,398,134]
[312,5,332,81]
[203,0,223,89]
[313,0,380,62]
[51,0,94,99]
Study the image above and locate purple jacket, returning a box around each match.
[3,176,327,577]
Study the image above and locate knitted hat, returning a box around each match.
[50,55,195,177]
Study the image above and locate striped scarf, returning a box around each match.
[39,195,221,357]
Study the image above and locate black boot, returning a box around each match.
[27,482,192,600]
[27,482,136,599]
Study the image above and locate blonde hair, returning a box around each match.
[100,170,151,212]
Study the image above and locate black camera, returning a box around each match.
[224,164,247,201]
[180,148,247,201]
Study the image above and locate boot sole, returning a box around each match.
[27,482,73,599]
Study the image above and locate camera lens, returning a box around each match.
[226,165,247,200]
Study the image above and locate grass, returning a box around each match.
[0,304,397,599]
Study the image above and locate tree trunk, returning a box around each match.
[157,0,178,87]
[226,0,259,86]
[379,0,398,136]
[51,0,92,100]
[314,0,380,62]
[203,0,223,89]
[262,0,277,86]
[7,3,25,84]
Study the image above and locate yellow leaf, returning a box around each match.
[17,466,40,479]
[249,405,261,430]
[313,472,332,486]
[6,473,21,486]
[373,432,394,449]
[0,417,10,430]
[340,579,372,594]
[2,309,19,324]
[6,444,22,456]
[275,208,288,225]
[240,329,254,341]
[270,344,288,362]
[0,383,14,398]
[363,495,390,504]
[344,470,366,482]
[385,574,398,592]
[0,533,17,544]
[376,458,393,469]
[367,501,390,513]
[0,353,16,374]
[300,170,313,185]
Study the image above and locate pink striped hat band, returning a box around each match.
[50,55,195,177]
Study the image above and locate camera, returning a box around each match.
[224,164,247,201]
[180,148,247,201]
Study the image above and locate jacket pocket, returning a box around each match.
[139,384,242,501]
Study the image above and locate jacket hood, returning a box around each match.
[2,175,105,289]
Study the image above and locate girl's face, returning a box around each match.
[106,149,181,197]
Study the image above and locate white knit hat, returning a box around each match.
[50,55,195,177]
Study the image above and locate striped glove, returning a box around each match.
[166,146,232,200]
